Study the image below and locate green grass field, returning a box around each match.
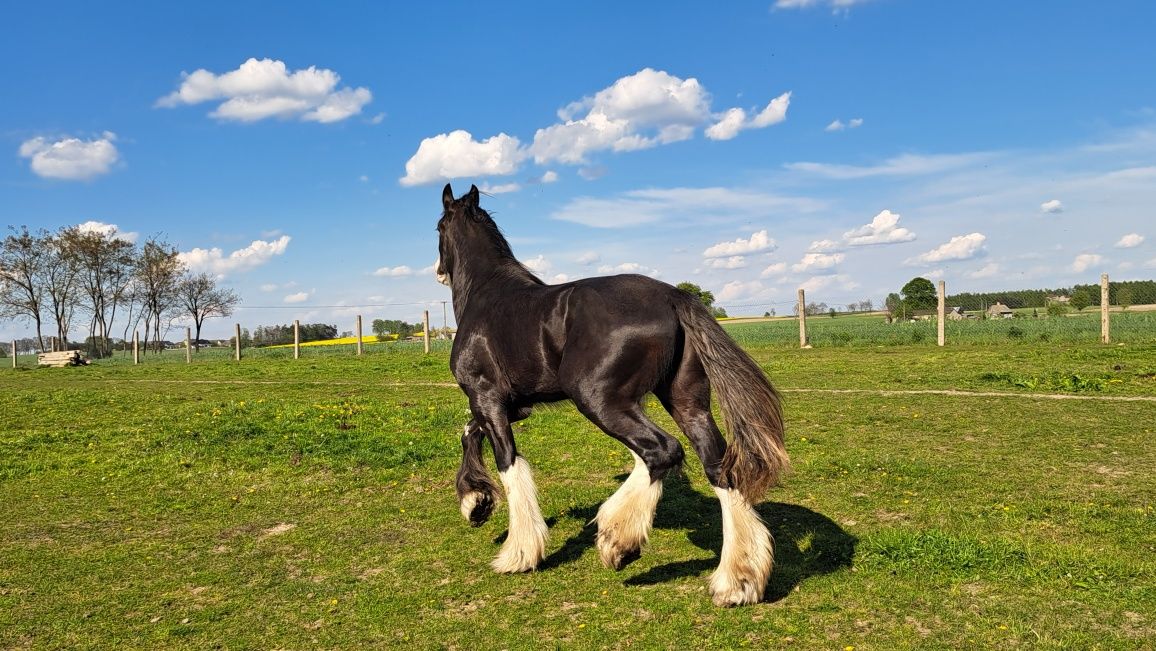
[2,337,1154,649]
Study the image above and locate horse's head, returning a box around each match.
[435,183,489,287]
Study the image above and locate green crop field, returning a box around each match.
[2,338,1154,649]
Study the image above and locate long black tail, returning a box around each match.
[673,293,789,502]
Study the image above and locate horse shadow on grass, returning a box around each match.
[534,472,857,603]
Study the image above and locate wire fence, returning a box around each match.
[6,274,1156,368]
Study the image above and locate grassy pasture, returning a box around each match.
[1,339,1154,649]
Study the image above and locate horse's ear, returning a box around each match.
[442,183,455,211]
[466,184,480,207]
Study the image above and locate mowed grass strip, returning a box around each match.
[1,343,1153,649]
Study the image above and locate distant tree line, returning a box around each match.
[945,280,1155,312]
[0,225,239,357]
[250,323,339,347]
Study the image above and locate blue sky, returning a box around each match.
[4,1,1156,340]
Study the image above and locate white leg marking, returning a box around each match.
[492,456,548,573]
[594,452,663,569]
[710,486,773,607]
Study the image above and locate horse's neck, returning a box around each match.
[451,259,537,319]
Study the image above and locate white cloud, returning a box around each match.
[531,69,710,164]
[179,235,291,275]
[1072,253,1104,273]
[785,152,993,179]
[1116,233,1144,248]
[703,230,777,257]
[596,262,660,277]
[825,117,863,132]
[792,252,845,273]
[705,256,748,270]
[283,291,310,304]
[75,220,138,244]
[259,284,278,292]
[522,254,552,276]
[1040,199,1064,214]
[907,233,986,265]
[576,251,601,266]
[760,262,787,277]
[156,58,372,123]
[373,265,413,277]
[774,0,876,12]
[798,273,858,293]
[808,239,841,252]
[705,92,792,141]
[480,182,522,194]
[528,170,559,184]
[552,186,824,229]
[967,263,1001,279]
[718,280,766,302]
[704,108,747,141]
[842,210,916,246]
[19,133,119,180]
[400,130,525,186]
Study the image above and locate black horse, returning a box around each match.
[436,184,788,606]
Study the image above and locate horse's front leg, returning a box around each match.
[456,420,500,526]
[473,402,547,573]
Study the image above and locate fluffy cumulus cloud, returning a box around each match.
[807,239,841,253]
[19,133,119,180]
[531,69,712,164]
[75,220,138,244]
[400,130,525,186]
[842,210,916,246]
[156,58,372,123]
[404,69,791,183]
[705,92,792,141]
[1115,233,1144,248]
[179,235,291,275]
[792,252,845,273]
[704,256,748,270]
[760,262,787,277]
[718,280,766,303]
[1040,199,1064,214]
[1072,253,1104,273]
[798,273,858,293]
[907,233,986,265]
[703,230,777,257]
[373,265,413,277]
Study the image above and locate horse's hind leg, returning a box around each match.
[657,357,773,607]
[456,420,499,526]
[575,400,684,570]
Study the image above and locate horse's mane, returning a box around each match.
[459,204,545,286]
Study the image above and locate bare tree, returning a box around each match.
[42,231,82,349]
[136,238,184,353]
[61,226,137,358]
[177,272,239,351]
[0,226,50,351]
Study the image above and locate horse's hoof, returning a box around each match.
[596,532,641,571]
[709,576,763,607]
[491,548,540,574]
[460,491,495,526]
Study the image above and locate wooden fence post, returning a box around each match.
[293,320,301,359]
[235,323,242,361]
[356,315,363,356]
[423,310,431,354]
[937,280,946,347]
[133,331,139,365]
[1101,273,1110,344]
[11,341,15,369]
[797,289,808,348]
[185,327,192,363]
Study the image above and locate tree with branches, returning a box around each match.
[0,226,50,351]
[178,272,239,351]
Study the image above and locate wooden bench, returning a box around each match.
[36,350,87,367]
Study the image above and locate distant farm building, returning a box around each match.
[987,302,1015,319]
